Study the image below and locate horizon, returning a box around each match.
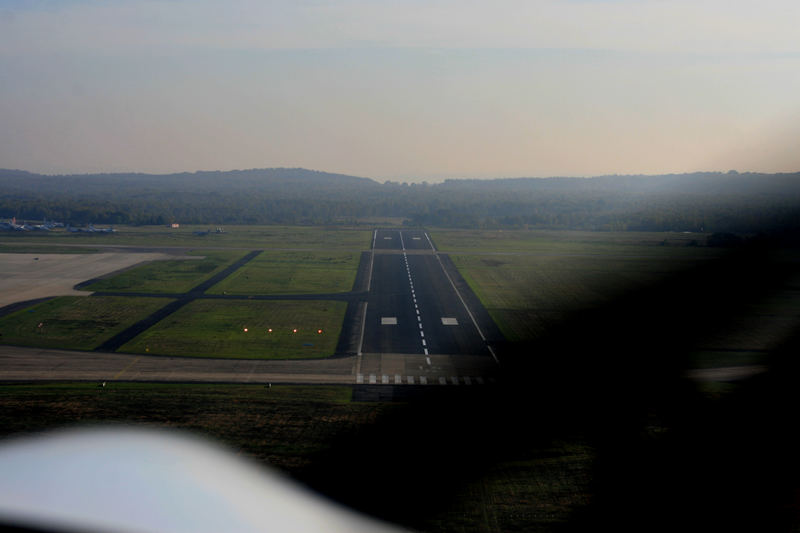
[5,166,799,184]
[2,1,799,181]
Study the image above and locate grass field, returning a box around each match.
[0,296,173,350]
[431,228,712,254]
[441,229,800,370]
[119,300,347,358]
[0,382,593,532]
[80,250,244,293]
[0,243,99,254]
[1,225,372,250]
[208,251,359,295]
[450,251,713,342]
[0,383,382,472]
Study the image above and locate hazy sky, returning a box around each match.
[1,0,799,180]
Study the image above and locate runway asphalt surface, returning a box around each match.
[360,229,494,358]
[0,230,502,385]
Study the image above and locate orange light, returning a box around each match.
[317,329,323,334]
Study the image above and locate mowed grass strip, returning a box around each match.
[119,300,347,359]
[0,296,174,350]
[81,250,245,294]
[208,251,359,295]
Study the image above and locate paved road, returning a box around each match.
[361,229,493,358]
[0,345,498,385]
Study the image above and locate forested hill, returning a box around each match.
[2,168,800,233]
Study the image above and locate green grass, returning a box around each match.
[0,244,99,254]
[431,228,714,254]
[81,250,244,293]
[2,225,373,250]
[0,296,173,350]
[0,382,592,532]
[451,252,711,342]
[119,300,347,358]
[208,251,359,295]
[0,382,385,472]
[427,443,593,533]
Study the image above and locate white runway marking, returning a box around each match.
[381,317,398,325]
[441,317,459,326]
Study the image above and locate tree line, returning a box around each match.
[2,168,800,233]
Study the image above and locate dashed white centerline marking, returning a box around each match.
[402,233,428,357]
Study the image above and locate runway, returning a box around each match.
[360,229,495,359]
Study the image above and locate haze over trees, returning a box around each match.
[2,168,800,233]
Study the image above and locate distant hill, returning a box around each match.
[0,168,379,195]
[2,168,800,232]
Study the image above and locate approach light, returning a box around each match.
[267,328,272,333]
[292,329,298,333]
[317,329,323,334]
[244,328,248,333]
